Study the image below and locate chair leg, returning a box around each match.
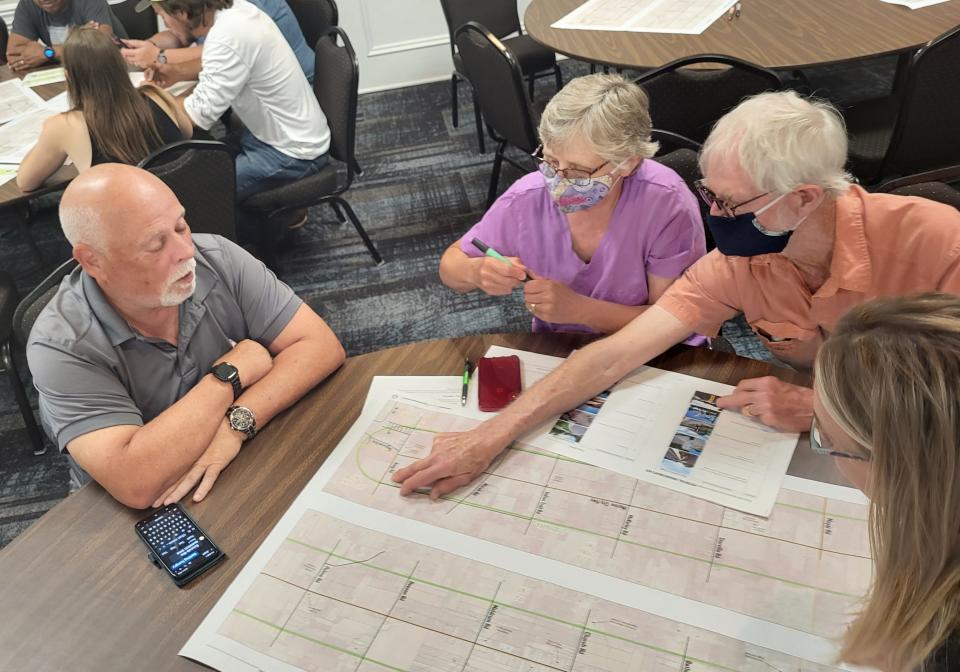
[470,88,485,154]
[352,159,364,177]
[590,63,596,74]
[329,201,346,223]
[554,64,563,92]
[527,75,535,101]
[486,140,507,210]
[333,197,383,266]
[451,73,460,128]
[2,341,45,456]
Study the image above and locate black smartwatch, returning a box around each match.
[226,405,257,440]
[209,362,242,401]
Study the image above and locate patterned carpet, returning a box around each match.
[0,56,895,549]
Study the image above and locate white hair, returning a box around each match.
[59,203,105,251]
[538,73,659,163]
[699,90,852,197]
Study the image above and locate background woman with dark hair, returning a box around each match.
[17,26,191,191]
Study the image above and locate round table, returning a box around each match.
[0,333,839,671]
[524,0,960,70]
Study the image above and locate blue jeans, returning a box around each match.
[227,128,329,246]
[228,128,329,201]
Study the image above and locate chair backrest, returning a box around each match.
[878,25,960,179]
[440,0,520,49]
[138,140,238,242]
[0,18,8,65]
[653,146,714,250]
[111,0,158,40]
[13,258,79,347]
[454,22,538,153]
[886,182,960,210]
[314,26,358,174]
[286,0,337,56]
[635,54,781,146]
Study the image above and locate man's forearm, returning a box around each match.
[234,339,345,429]
[488,305,691,444]
[120,376,236,500]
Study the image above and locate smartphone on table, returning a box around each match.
[477,354,522,412]
[135,503,225,587]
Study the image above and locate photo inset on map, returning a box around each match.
[661,391,720,476]
[549,390,610,443]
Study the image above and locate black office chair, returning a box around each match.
[242,27,383,265]
[845,25,960,185]
[138,140,238,242]
[111,0,157,40]
[874,164,960,210]
[286,0,337,55]
[455,22,540,209]
[652,140,715,251]
[0,272,45,455]
[441,0,561,154]
[11,259,80,456]
[635,55,781,153]
[0,17,8,65]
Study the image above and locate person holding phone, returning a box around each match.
[439,73,706,335]
[395,91,960,500]
[811,293,960,672]
[5,0,124,71]
[17,27,192,191]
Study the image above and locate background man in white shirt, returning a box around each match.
[141,0,330,205]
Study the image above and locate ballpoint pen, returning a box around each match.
[460,359,473,407]
[470,238,533,281]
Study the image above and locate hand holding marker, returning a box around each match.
[470,238,532,281]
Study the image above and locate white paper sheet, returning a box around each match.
[880,0,949,8]
[0,165,17,187]
[552,0,738,35]
[0,79,47,125]
[21,67,66,87]
[0,108,60,164]
[482,346,798,516]
[42,91,71,113]
[180,379,872,671]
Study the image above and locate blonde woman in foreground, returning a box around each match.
[813,293,960,671]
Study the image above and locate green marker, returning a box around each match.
[471,238,532,281]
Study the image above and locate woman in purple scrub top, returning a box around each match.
[439,73,706,334]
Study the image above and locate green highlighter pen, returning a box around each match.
[471,238,532,281]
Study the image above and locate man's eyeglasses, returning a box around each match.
[694,179,769,218]
[810,416,870,461]
[532,145,608,185]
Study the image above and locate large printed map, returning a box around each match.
[220,510,841,672]
[323,401,871,638]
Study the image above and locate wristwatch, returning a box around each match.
[43,47,55,60]
[156,49,167,65]
[209,362,242,401]
[226,405,257,440]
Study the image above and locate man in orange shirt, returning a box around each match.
[393,91,960,499]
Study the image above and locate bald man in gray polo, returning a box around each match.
[26,165,345,508]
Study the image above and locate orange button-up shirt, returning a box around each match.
[657,186,960,366]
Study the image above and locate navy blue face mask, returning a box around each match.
[706,193,796,257]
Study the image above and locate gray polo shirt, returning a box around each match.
[27,234,302,476]
[12,0,125,46]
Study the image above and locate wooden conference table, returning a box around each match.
[524,0,960,70]
[0,65,76,208]
[0,333,843,671]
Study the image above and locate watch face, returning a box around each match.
[229,406,255,432]
[212,362,238,381]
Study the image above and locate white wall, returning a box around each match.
[339,0,533,94]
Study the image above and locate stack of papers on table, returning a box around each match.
[552,0,738,35]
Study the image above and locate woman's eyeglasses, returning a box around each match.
[810,416,870,461]
[532,145,609,185]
